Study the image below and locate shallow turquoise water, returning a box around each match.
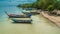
[0,6,23,23]
[0,0,36,23]
[0,0,60,34]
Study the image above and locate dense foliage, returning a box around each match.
[17,0,60,11]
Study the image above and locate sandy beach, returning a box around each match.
[41,12,60,27]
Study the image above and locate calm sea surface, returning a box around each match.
[0,0,36,23]
[0,6,23,23]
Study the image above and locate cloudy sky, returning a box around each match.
[0,0,36,6]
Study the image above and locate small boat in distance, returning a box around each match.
[30,10,40,14]
[5,11,32,18]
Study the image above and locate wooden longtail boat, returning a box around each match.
[22,10,40,15]
[8,14,31,18]
[5,11,32,18]
[11,18,32,23]
[30,10,40,14]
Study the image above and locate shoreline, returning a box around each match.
[41,12,60,27]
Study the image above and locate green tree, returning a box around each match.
[17,0,59,11]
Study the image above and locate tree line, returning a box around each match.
[17,0,60,11]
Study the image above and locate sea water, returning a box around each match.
[0,0,36,23]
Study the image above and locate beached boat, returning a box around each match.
[5,11,31,18]
[11,18,32,23]
[30,10,40,14]
[8,14,31,18]
[22,10,40,15]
